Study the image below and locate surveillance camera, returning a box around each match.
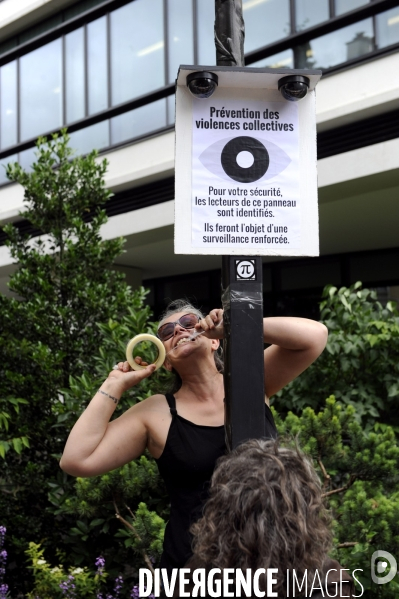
[186,71,218,99]
[278,75,310,102]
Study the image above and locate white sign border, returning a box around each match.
[175,82,319,257]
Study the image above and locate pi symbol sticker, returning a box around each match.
[235,259,256,281]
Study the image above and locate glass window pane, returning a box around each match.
[376,7,399,49]
[295,0,329,31]
[111,0,164,106]
[335,0,369,17]
[0,154,17,186]
[111,99,167,145]
[167,0,193,84]
[19,147,37,173]
[197,0,216,66]
[87,16,108,115]
[250,49,294,69]
[243,0,290,53]
[20,39,63,141]
[69,121,110,155]
[167,94,175,126]
[65,27,85,123]
[295,18,373,69]
[1,61,17,149]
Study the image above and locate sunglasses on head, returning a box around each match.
[157,313,200,342]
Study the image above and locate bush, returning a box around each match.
[0,132,165,593]
[275,282,399,427]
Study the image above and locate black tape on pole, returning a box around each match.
[222,256,266,450]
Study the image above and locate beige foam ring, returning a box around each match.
[126,334,166,371]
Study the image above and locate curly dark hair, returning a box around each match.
[191,438,332,596]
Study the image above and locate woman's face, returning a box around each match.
[160,311,219,369]
[159,311,199,354]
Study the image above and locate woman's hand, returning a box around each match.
[195,309,224,339]
[107,360,156,393]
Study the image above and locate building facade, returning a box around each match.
[0,0,398,318]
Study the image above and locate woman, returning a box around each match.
[183,439,355,598]
[60,300,328,573]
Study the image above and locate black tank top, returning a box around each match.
[155,393,277,573]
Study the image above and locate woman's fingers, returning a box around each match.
[196,309,224,338]
[116,361,131,372]
[132,363,156,380]
[134,356,149,367]
[108,362,156,391]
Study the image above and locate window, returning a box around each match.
[167,0,194,83]
[0,61,17,149]
[111,99,167,144]
[65,27,85,123]
[88,16,108,114]
[20,39,63,141]
[376,6,399,49]
[335,0,369,17]
[243,0,291,52]
[0,0,397,186]
[110,0,164,106]
[296,18,374,69]
[251,49,294,69]
[197,0,217,66]
[295,0,329,31]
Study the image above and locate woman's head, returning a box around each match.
[191,438,332,593]
[158,300,224,391]
[158,300,204,331]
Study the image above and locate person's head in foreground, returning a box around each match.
[191,438,341,597]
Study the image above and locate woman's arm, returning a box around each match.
[195,309,328,398]
[59,363,156,477]
[262,316,328,397]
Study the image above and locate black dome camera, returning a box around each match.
[278,75,310,101]
[186,71,219,99]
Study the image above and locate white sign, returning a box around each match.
[192,98,299,251]
[174,66,321,257]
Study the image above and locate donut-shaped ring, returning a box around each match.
[126,334,166,371]
[221,136,269,183]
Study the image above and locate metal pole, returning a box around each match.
[214,0,245,67]
[214,0,266,450]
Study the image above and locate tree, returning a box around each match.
[2,142,398,598]
[49,308,171,585]
[0,131,160,594]
[273,397,399,598]
[274,282,399,427]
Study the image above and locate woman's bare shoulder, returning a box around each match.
[124,393,169,416]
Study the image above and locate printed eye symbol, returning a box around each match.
[198,135,291,184]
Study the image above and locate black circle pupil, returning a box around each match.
[221,136,269,183]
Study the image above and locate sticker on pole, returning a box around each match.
[235,259,256,281]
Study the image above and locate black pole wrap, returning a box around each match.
[215,1,266,449]
[215,0,245,67]
[222,257,266,451]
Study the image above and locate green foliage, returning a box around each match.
[274,282,399,426]
[48,308,171,576]
[2,133,399,598]
[272,396,399,597]
[114,502,165,562]
[26,542,103,599]
[0,131,164,594]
